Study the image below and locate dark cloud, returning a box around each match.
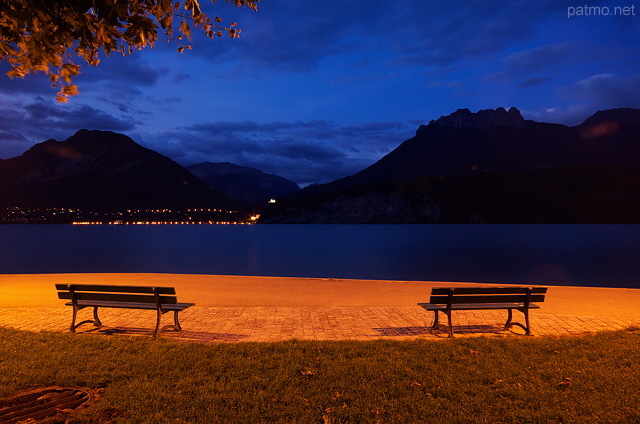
[187,0,561,76]
[145,119,414,186]
[22,102,136,132]
[0,99,137,158]
[194,1,388,71]
[502,44,574,75]
[560,73,640,108]
[0,52,162,101]
[490,42,627,89]
[0,64,56,97]
[389,1,560,66]
[75,54,163,88]
[524,73,640,125]
[487,43,574,89]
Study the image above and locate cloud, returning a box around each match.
[192,0,562,73]
[0,64,56,97]
[23,102,137,132]
[0,51,162,100]
[0,98,137,159]
[560,73,640,107]
[523,73,640,125]
[75,53,163,88]
[143,119,414,185]
[494,43,574,88]
[502,44,574,74]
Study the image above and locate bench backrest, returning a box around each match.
[56,284,179,305]
[429,286,547,305]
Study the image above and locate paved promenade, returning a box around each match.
[2,306,639,343]
[3,273,640,343]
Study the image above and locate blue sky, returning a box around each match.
[1,0,639,186]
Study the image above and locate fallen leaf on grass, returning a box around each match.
[557,378,572,388]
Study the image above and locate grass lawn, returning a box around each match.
[1,327,640,423]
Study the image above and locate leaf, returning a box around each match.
[557,377,572,388]
[179,21,192,39]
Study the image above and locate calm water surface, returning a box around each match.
[0,224,639,288]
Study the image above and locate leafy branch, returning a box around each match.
[0,0,258,102]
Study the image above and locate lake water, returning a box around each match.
[0,224,639,288]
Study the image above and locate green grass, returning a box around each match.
[1,328,640,423]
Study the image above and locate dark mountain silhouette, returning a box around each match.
[260,107,640,223]
[0,129,238,209]
[187,162,300,203]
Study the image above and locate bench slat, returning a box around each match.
[58,292,179,304]
[55,284,176,295]
[66,301,195,310]
[418,302,542,311]
[430,286,547,295]
[428,294,546,304]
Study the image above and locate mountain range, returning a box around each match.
[260,107,640,223]
[187,162,300,203]
[2,107,639,224]
[0,130,297,212]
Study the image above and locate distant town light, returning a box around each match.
[268,199,276,204]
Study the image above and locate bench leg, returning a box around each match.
[504,309,513,330]
[445,310,454,337]
[93,306,102,327]
[70,306,102,333]
[153,310,184,337]
[524,309,531,336]
[154,309,163,337]
[504,308,532,335]
[431,310,454,337]
[431,311,440,329]
[173,311,183,332]
[70,304,78,332]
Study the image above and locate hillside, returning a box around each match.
[260,107,640,223]
[187,162,300,203]
[0,129,237,210]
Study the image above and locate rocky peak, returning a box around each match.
[422,107,526,132]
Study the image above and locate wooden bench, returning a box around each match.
[56,284,195,337]
[418,286,547,337]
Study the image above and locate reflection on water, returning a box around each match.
[0,224,638,288]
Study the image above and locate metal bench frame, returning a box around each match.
[418,286,547,337]
[56,284,195,337]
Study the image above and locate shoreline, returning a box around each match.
[2,273,640,319]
